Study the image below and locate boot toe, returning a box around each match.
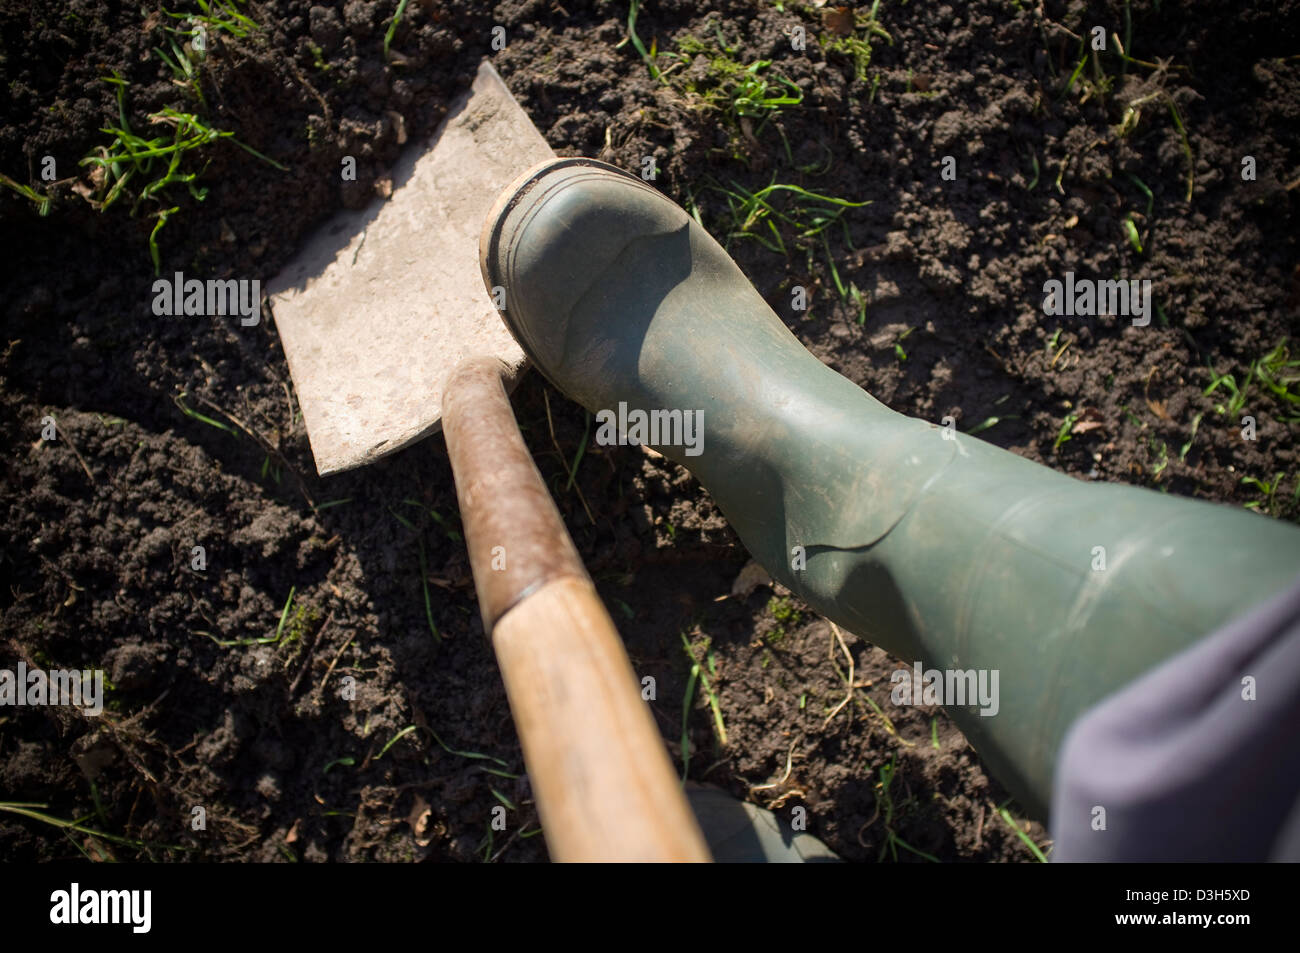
[479,157,691,384]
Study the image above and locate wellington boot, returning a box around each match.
[481,157,1300,816]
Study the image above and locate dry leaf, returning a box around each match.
[1071,407,1107,435]
[408,795,434,847]
[822,6,855,36]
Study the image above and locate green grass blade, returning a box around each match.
[375,725,418,760]
[383,0,410,59]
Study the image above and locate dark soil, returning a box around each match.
[2,0,1297,862]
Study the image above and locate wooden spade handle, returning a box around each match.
[442,356,711,862]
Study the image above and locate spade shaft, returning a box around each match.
[442,357,710,862]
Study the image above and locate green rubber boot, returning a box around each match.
[480,157,1300,817]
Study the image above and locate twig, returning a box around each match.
[287,60,332,130]
[289,611,332,695]
[317,631,356,695]
[488,827,523,863]
[48,413,95,484]
[750,733,801,800]
[820,622,913,743]
[823,621,854,727]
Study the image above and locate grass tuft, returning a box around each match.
[702,177,869,301]
[79,74,285,274]
[819,0,893,83]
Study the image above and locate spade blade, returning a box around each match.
[268,60,553,476]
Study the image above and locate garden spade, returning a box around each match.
[268,61,711,862]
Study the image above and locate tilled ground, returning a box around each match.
[1,0,1297,861]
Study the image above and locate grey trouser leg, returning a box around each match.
[1051,571,1300,861]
